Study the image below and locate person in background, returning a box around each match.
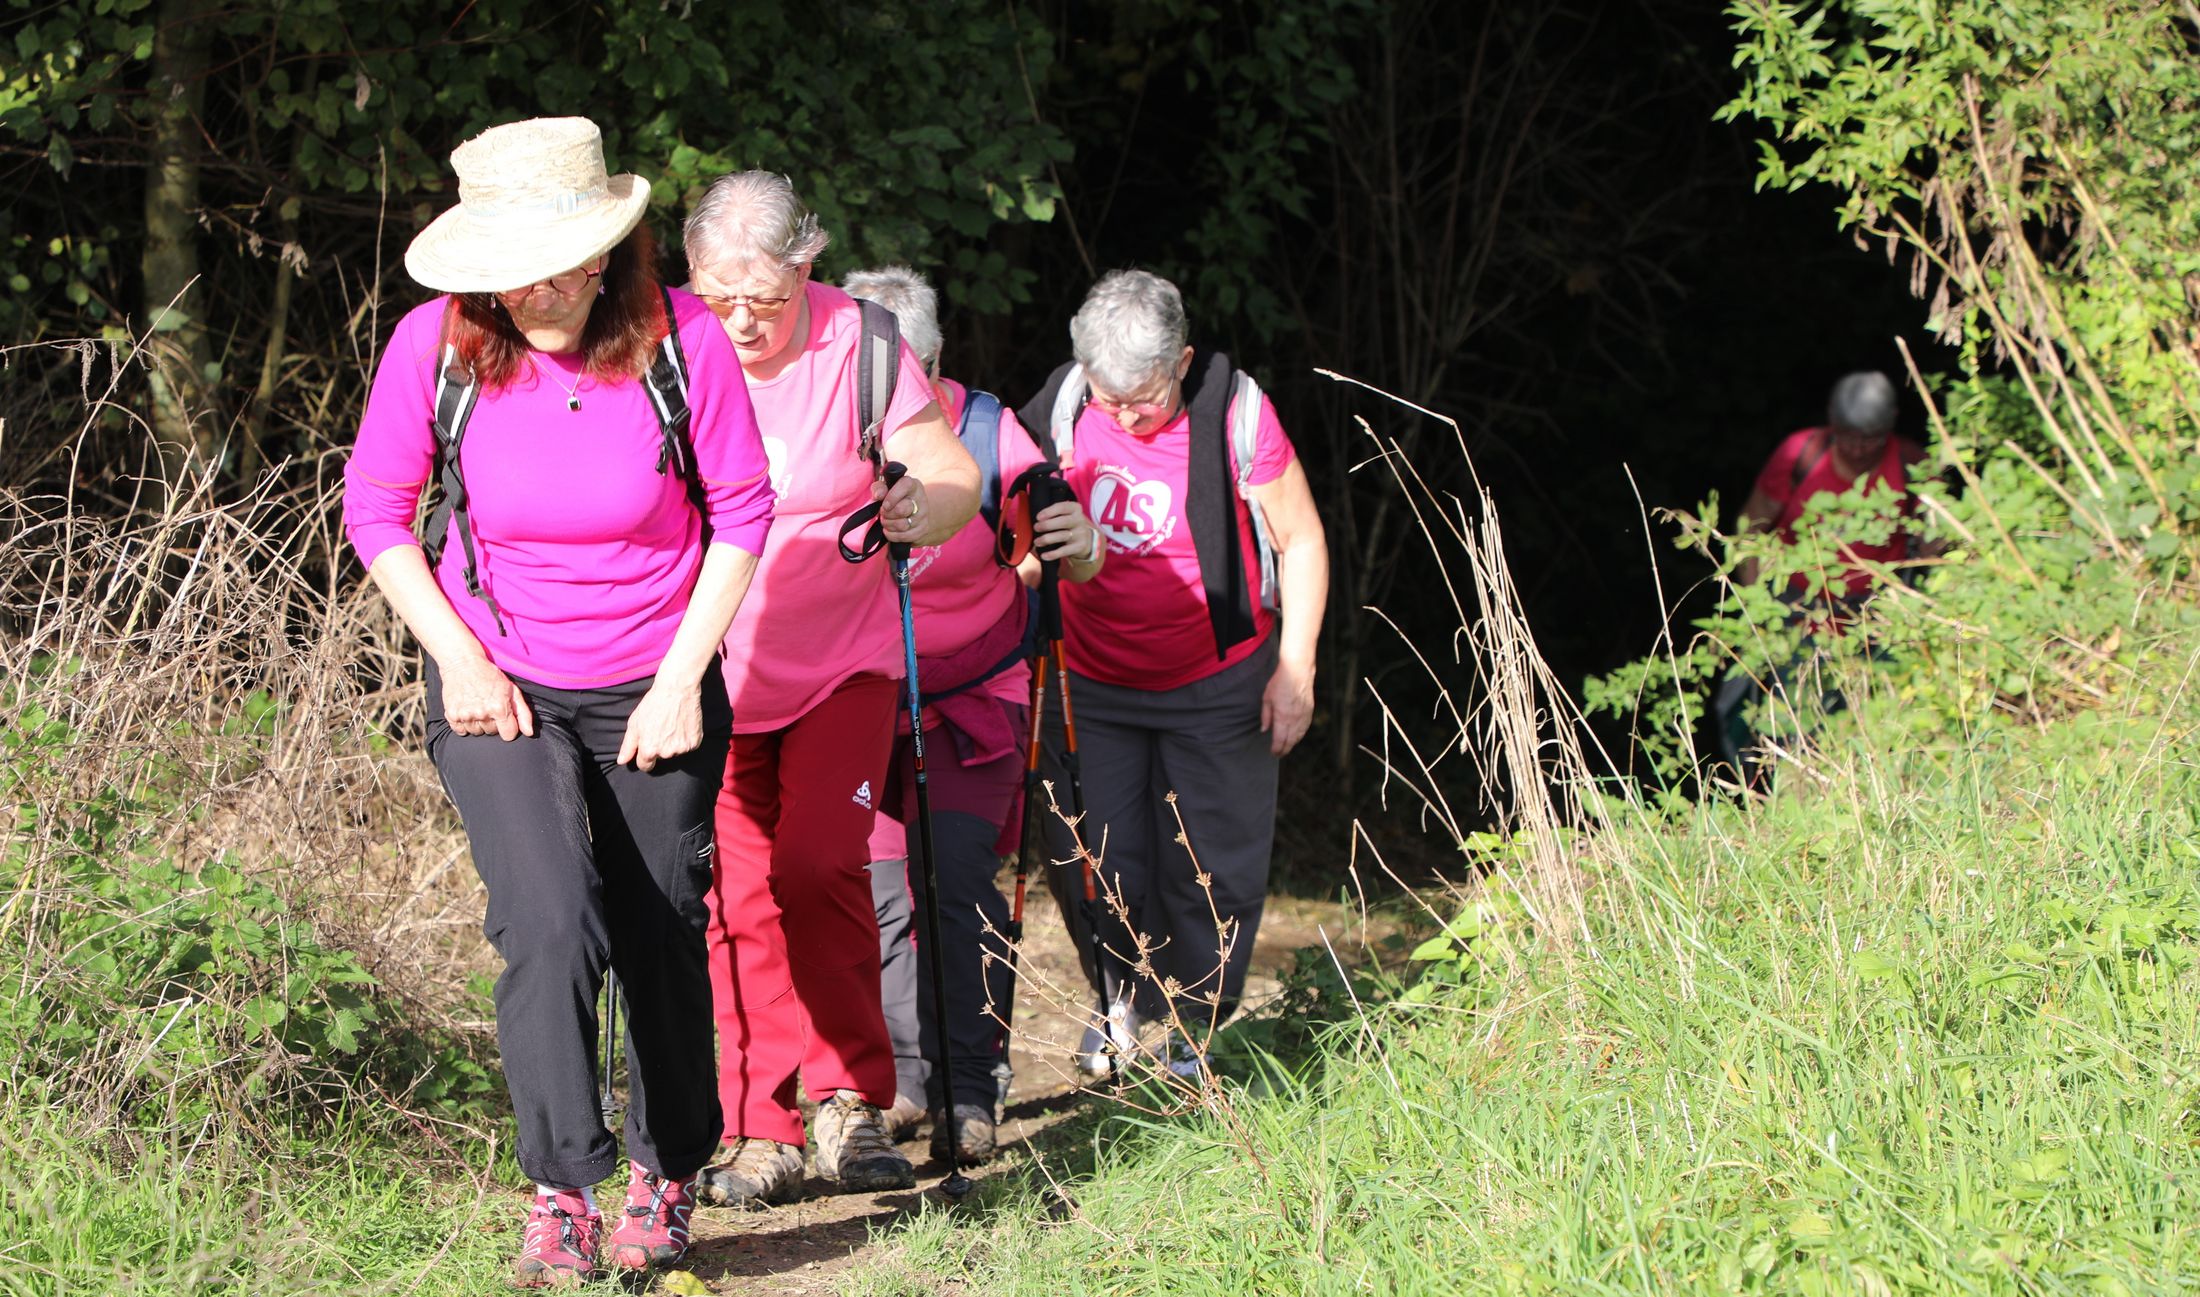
[343,118,774,1285]
[1717,370,1929,784]
[682,175,980,1205]
[1017,269,1328,1078]
[844,265,1103,1163]
[1733,370,1927,600]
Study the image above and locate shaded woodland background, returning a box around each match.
[0,0,1958,868]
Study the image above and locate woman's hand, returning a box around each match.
[619,676,704,771]
[873,472,931,546]
[441,653,535,741]
[1260,654,1316,756]
[1032,498,1104,577]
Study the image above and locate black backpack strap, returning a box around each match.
[423,313,505,637]
[959,388,1005,532]
[646,286,707,538]
[1184,348,1254,659]
[855,298,900,472]
[1790,427,1830,491]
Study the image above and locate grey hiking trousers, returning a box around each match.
[1037,635,1280,1033]
[425,657,728,1190]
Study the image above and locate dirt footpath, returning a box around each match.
[661,885,1369,1295]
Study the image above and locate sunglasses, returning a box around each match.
[696,292,796,322]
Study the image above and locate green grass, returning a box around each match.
[846,677,2200,1293]
[0,1112,529,1297]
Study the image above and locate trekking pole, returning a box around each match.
[1051,637,1130,1075]
[599,971,621,1128]
[994,647,1047,1115]
[880,463,975,1200]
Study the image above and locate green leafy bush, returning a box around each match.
[1589,1,2200,791]
[1,684,494,1142]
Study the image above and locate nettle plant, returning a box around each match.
[1589,1,2200,789]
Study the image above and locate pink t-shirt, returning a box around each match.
[719,280,936,732]
[1755,427,1926,599]
[904,378,1046,708]
[1058,390,1295,690]
[864,378,1043,864]
[342,290,775,688]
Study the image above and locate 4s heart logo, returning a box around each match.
[1090,469,1176,554]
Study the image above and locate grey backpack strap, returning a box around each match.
[1230,372,1280,612]
[855,298,900,470]
[1048,363,1087,466]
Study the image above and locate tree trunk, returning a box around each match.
[141,0,217,488]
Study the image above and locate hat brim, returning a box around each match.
[404,175,652,294]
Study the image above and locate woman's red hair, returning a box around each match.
[443,223,666,390]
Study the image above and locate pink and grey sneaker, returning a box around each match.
[513,1189,600,1288]
[606,1161,697,1272]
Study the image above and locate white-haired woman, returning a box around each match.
[1017,269,1327,1076]
[344,119,775,1284]
[682,176,980,1203]
[844,265,1102,1162]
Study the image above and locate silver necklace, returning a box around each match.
[548,366,583,412]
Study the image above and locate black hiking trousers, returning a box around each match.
[1038,635,1280,1034]
[425,656,729,1190]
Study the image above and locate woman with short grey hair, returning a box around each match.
[1068,269,1189,396]
[845,263,1102,1163]
[840,266,943,372]
[1017,268,1329,1078]
[1734,369,1925,597]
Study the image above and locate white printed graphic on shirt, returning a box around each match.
[905,545,941,580]
[852,780,874,810]
[761,436,792,501]
[1089,467,1176,556]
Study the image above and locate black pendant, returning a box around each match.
[566,395,581,412]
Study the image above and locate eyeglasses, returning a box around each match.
[697,292,795,321]
[1090,393,1178,427]
[500,264,603,299]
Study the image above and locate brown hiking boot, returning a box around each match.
[928,1103,998,1167]
[883,1091,928,1143]
[694,1138,805,1208]
[811,1091,916,1191]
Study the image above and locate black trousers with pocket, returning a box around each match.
[425,657,728,1190]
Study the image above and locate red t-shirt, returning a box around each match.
[1754,427,1927,599]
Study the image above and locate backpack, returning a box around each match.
[957,387,1008,532]
[1016,351,1279,660]
[421,285,697,636]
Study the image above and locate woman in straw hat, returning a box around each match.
[342,117,775,1286]
[678,173,979,1205]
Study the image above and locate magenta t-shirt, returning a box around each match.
[1058,391,1295,690]
[341,290,775,688]
[1755,427,1926,598]
[719,280,936,732]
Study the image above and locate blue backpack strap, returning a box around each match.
[959,388,1005,532]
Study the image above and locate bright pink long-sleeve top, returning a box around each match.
[342,289,775,687]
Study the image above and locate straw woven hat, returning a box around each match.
[404,117,651,294]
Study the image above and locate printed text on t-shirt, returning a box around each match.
[1090,465,1177,555]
